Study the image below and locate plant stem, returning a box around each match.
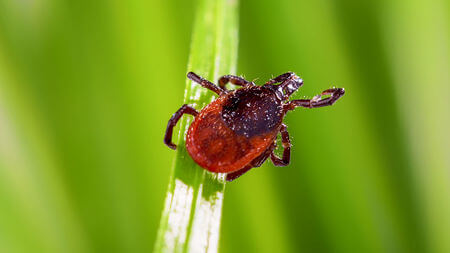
[154,0,239,252]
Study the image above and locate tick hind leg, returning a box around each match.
[164,104,198,150]
[218,75,253,90]
[226,145,274,182]
[285,87,345,110]
[270,124,291,166]
[187,72,225,95]
[226,164,253,182]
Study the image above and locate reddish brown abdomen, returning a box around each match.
[186,88,282,173]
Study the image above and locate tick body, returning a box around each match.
[164,72,345,181]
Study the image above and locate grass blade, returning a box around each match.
[154,0,239,252]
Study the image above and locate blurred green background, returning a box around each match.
[0,0,449,252]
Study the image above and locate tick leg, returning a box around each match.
[285,87,345,110]
[226,143,275,182]
[164,104,198,150]
[218,75,253,90]
[227,124,292,181]
[187,72,225,95]
[270,124,291,166]
[226,165,253,182]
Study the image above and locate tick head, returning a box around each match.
[278,75,303,99]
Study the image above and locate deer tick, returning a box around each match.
[164,72,345,181]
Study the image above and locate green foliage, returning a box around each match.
[154,0,238,252]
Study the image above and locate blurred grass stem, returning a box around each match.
[153,0,239,252]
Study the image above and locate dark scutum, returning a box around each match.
[221,87,283,138]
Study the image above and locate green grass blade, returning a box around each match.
[154,0,239,252]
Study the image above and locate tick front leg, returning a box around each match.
[164,104,198,150]
[285,87,345,110]
[187,72,225,95]
[270,124,291,166]
[218,75,253,90]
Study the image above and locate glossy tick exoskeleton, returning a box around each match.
[164,72,345,181]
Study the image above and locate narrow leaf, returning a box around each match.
[154,0,239,252]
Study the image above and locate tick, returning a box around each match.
[164,72,345,181]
